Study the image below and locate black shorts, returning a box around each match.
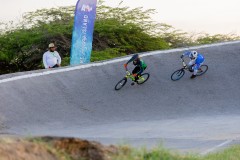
[132,66,147,75]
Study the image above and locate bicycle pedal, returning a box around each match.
[131,82,135,86]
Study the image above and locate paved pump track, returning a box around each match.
[0,41,240,154]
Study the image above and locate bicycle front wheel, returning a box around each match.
[137,73,150,85]
[171,69,185,81]
[196,65,208,76]
[115,77,127,90]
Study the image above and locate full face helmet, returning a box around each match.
[190,51,198,59]
[133,59,138,65]
[132,54,140,65]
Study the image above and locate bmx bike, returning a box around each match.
[115,71,150,90]
[171,58,208,81]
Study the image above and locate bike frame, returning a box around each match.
[125,71,135,81]
[125,71,146,83]
[181,58,197,72]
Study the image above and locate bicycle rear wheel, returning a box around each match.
[171,69,185,81]
[137,73,150,85]
[115,77,127,90]
[196,65,208,76]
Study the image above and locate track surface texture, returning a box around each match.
[0,41,240,154]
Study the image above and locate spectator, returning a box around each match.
[43,43,61,69]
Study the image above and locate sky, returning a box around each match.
[0,0,239,35]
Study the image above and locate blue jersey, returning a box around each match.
[183,51,205,64]
[195,54,204,64]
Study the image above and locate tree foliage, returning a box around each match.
[196,33,239,45]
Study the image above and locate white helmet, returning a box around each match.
[190,51,198,59]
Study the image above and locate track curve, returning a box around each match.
[0,41,240,153]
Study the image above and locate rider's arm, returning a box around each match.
[182,51,191,58]
[124,54,139,70]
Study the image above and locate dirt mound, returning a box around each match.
[41,136,118,160]
[0,137,58,160]
[0,137,118,160]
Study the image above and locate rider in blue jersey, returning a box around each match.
[181,51,205,79]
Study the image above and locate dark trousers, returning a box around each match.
[132,66,140,75]
[132,66,147,81]
[51,64,59,68]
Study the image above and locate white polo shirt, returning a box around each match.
[43,51,61,68]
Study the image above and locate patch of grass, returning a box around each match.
[60,48,126,67]
[112,145,199,160]
[203,145,240,160]
[112,145,240,160]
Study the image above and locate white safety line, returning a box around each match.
[0,40,240,84]
[201,139,233,155]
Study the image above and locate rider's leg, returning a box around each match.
[193,63,203,75]
[137,66,146,76]
[191,63,201,79]
[188,60,195,72]
[131,67,140,85]
[132,66,140,81]
[136,66,147,82]
[136,66,146,77]
[188,60,195,66]
[190,64,200,79]
[132,66,140,74]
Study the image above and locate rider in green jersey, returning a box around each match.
[124,54,147,84]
